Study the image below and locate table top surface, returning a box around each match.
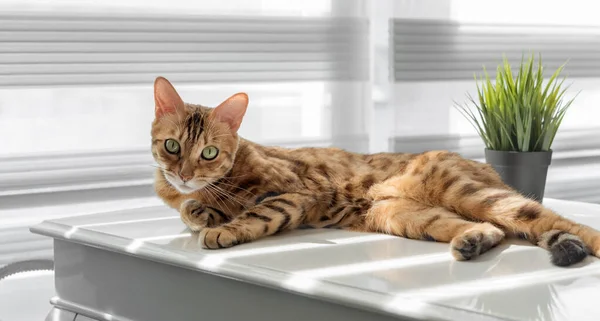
[32,198,600,321]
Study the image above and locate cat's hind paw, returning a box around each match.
[450,224,504,261]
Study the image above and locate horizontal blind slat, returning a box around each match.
[394,61,600,71]
[394,70,600,81]
[0,52,365,64]
[1,42,363,53]
[1,70,368,87]
[394,54,600,62]
[393,44,600,52]
[0,31,365,43]
[0,15,367,32]
[391,19,600,81]
[1,14,369,85]
[393,35,600,44]
[0,61,365,75]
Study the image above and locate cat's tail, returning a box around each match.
[448,189,599,267]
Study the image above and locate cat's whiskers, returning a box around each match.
[200,185,221,209]
[212,180,254,197]
[195,177,231,206]
[214,188,255,209]
[202,183,224,202]
[210,180,250,198]
[204,184,237,214]
[196,175,242,181]
[208,183,249,210]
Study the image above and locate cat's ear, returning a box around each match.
[154,76,184,118]
[212,93,248,132]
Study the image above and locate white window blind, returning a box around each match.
[0,0,372,266]
[1,13,368,86]
[0,3,370,153]
[0,2,371,163]
[390,19,600,81]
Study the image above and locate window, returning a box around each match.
[0,0,370,191]
[383,0,600,203]
[0,0,371,266]
[448,0,600,135]
[0,0,370,157]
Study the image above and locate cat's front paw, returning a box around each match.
[180,199,210,231]
[199,227,239,249]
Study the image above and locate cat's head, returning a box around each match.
[151,77,248,194]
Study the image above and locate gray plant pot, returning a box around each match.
[484,149,552,203]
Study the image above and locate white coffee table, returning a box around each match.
[32,198,600,321]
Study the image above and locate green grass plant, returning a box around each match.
[455,54,576,152]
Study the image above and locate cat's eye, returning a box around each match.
[201,146,219,160]
[164,139,180,154]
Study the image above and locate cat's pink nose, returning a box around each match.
[179,172,193,182]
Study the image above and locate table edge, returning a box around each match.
[30,220,507,321]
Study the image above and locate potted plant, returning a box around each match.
[455,54,577,202]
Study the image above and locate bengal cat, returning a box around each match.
[151,76,600,267]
